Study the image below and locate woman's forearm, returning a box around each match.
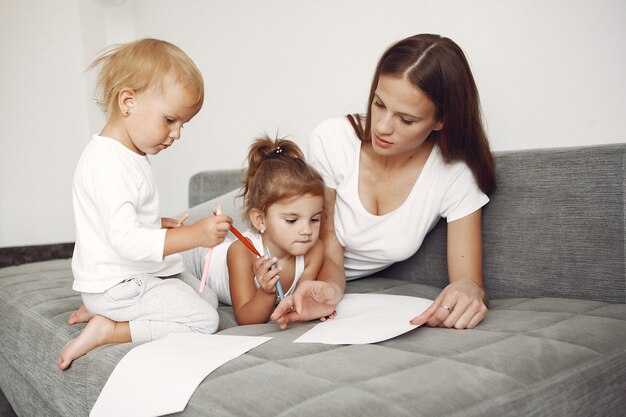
[317,185,346,301]
[317,256,346,294]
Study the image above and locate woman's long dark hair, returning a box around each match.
[354,34,495,194]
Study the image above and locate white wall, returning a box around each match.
[0,0,90,247]
[1,0,625,247]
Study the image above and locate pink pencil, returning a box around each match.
[199,206,222,294]
[198,249,213,294]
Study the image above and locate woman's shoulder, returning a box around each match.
[309,116,361,154]
[429,144,473,179]
[312,115,353,133]
[427,144,488,219]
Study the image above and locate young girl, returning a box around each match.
[58,38,233,370]
[183,136,327,324]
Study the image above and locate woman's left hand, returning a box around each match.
[410,278,487,329]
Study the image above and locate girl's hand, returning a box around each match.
[410,278,487,329]
[253,255,281,295]
[270,280,342,330]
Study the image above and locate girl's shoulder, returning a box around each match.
[226,238,257,265]
[303,239,324,268]
[296,240,324,282]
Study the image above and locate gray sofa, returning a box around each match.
[1,143,625,417]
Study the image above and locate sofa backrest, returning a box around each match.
[188,169,245,208]
[189,143,626,303]
[379,143,626,303]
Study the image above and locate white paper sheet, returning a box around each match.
[294,293,432,345]
[90,333,271,417]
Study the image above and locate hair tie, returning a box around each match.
[267,146,283,159]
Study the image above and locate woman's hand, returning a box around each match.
[253,255,281,295]
[270,280,342,330]
[410,278,487,329]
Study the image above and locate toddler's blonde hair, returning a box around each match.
[89,38,204,117]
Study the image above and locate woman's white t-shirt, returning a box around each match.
[307,117,489,280]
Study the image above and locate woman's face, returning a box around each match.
[370,74,443,157]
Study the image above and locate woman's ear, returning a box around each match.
[249,208,266,234]
[118,88,136,116]
[433,119,444,132]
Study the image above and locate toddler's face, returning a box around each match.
[263,194,323,257]
[125,73,202,155]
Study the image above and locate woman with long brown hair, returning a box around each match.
[272,33,495,330]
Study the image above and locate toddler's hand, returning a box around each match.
[161,217,182,229]
[193,214,232,247]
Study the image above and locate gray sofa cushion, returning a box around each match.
[378,144,626,303]
[1,259,625,416]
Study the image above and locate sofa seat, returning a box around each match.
[1,259,624,417]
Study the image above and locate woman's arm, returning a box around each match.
[447,208,487,302]
[410,209,488,329]
[315,186,346,293]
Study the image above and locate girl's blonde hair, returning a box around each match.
[89,38,204,117]
[241,135,324,223]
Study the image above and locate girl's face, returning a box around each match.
[262,193,323,257]
[121,73,201,155]
[370,74,443,157]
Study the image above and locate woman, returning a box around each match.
[271,33,495,330]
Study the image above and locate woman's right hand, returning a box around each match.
[270,280,342,329]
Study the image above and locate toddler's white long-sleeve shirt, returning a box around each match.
[71,135,183,293]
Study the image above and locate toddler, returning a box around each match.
[59,38,232,370]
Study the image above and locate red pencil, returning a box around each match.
[229,224,261,257]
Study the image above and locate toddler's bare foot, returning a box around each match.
[58,315,128,371]
[67,304,93,324]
